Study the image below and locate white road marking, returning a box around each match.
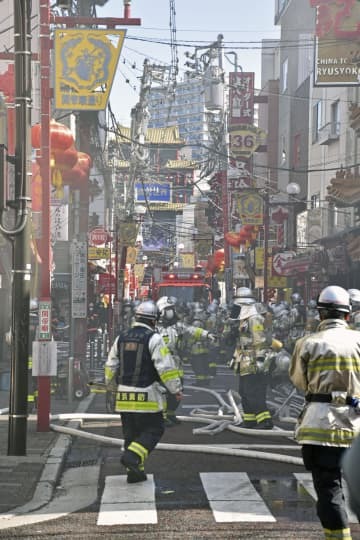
[97,474,157,526]
[294,472,358,523]
[0,466,99,530]
[200,472,276,522]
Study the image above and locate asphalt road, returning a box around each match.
[0,365,359,539]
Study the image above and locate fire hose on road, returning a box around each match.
[47,385,302,466]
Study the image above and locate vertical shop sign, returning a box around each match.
[71,240,87,318]
[229,72,255,125]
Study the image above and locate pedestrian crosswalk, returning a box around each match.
[97,474,157,526]
[96,471,357,526]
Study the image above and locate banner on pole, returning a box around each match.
[55,29,126,110]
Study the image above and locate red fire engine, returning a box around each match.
[152,266,212,305]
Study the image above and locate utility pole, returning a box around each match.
[4,0,32,454]
[125,59,151,218]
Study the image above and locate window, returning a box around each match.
[331,100,340,136]
[311,194,320,209]
[312,100,323,143]
[281,58,288,93]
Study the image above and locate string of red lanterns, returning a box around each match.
[31,120,92,202]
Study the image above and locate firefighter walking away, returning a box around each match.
[105,301,183,483]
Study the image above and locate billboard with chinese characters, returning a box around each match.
[229,72,255,125]
[135,182,171,203]
[55,29,126,110]
[311,0,360,86]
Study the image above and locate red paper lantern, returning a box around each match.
[32,120,75,151]
[62,165,87,187]
[50,120,74,151]
[53,145,78,170]
[206,255,218,274]
[77,151,92,173]
[213,249,225,270]
[225,231,242,247]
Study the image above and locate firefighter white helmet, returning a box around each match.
[156,296,177,322]
[234,287,256,306]
[271,350,291,377]
[348,289,360,305]
[291,292,302,305]
[317,286,351,313]
[135,300,159,321]
[156,296,175,313]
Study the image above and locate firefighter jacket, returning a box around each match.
[105,322,182,413]
[187,322,212,357]
[157,321,210,376]
[232,305,268,376]
[289,318,360,447]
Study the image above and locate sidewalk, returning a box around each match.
[0,388,94,514]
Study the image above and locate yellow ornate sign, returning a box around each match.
[234,191,264,225]
[180,252,195,268]
[88,247,110,260]
[118,221,139,246]
[55,29,126,110]
[268,276,288,288]
[126,247,138,265]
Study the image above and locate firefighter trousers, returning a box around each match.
[120,411,165,459]
[238,373,272,425]
[302,445,350,537]
[191,352,211,385]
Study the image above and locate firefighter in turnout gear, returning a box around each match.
[289,285,360,540]
[230,287,273,429]
[105,300,183,483]
[348,288,360,331]
[156,296,216,421]
[188,307,217,387]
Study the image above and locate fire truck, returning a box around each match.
[152,266,212,305]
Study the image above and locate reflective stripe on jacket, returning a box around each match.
[233,309,267,376]
[289,318,360,447]
[105,321,182,413]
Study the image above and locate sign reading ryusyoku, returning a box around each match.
[311,0,360,86]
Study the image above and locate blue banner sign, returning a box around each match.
[135,182,171,203]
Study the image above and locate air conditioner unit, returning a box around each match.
[318,122,340,145]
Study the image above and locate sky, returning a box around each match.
[97,0,280,126]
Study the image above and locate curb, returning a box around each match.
[0,392,96,519]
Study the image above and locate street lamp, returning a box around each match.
[286,182,301,196]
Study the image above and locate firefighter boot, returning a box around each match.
[121,450,147,484]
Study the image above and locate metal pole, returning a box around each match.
[7,0,32,455]
[37,0,52,432]
[67,356,74,405]
[263,192,269,304]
